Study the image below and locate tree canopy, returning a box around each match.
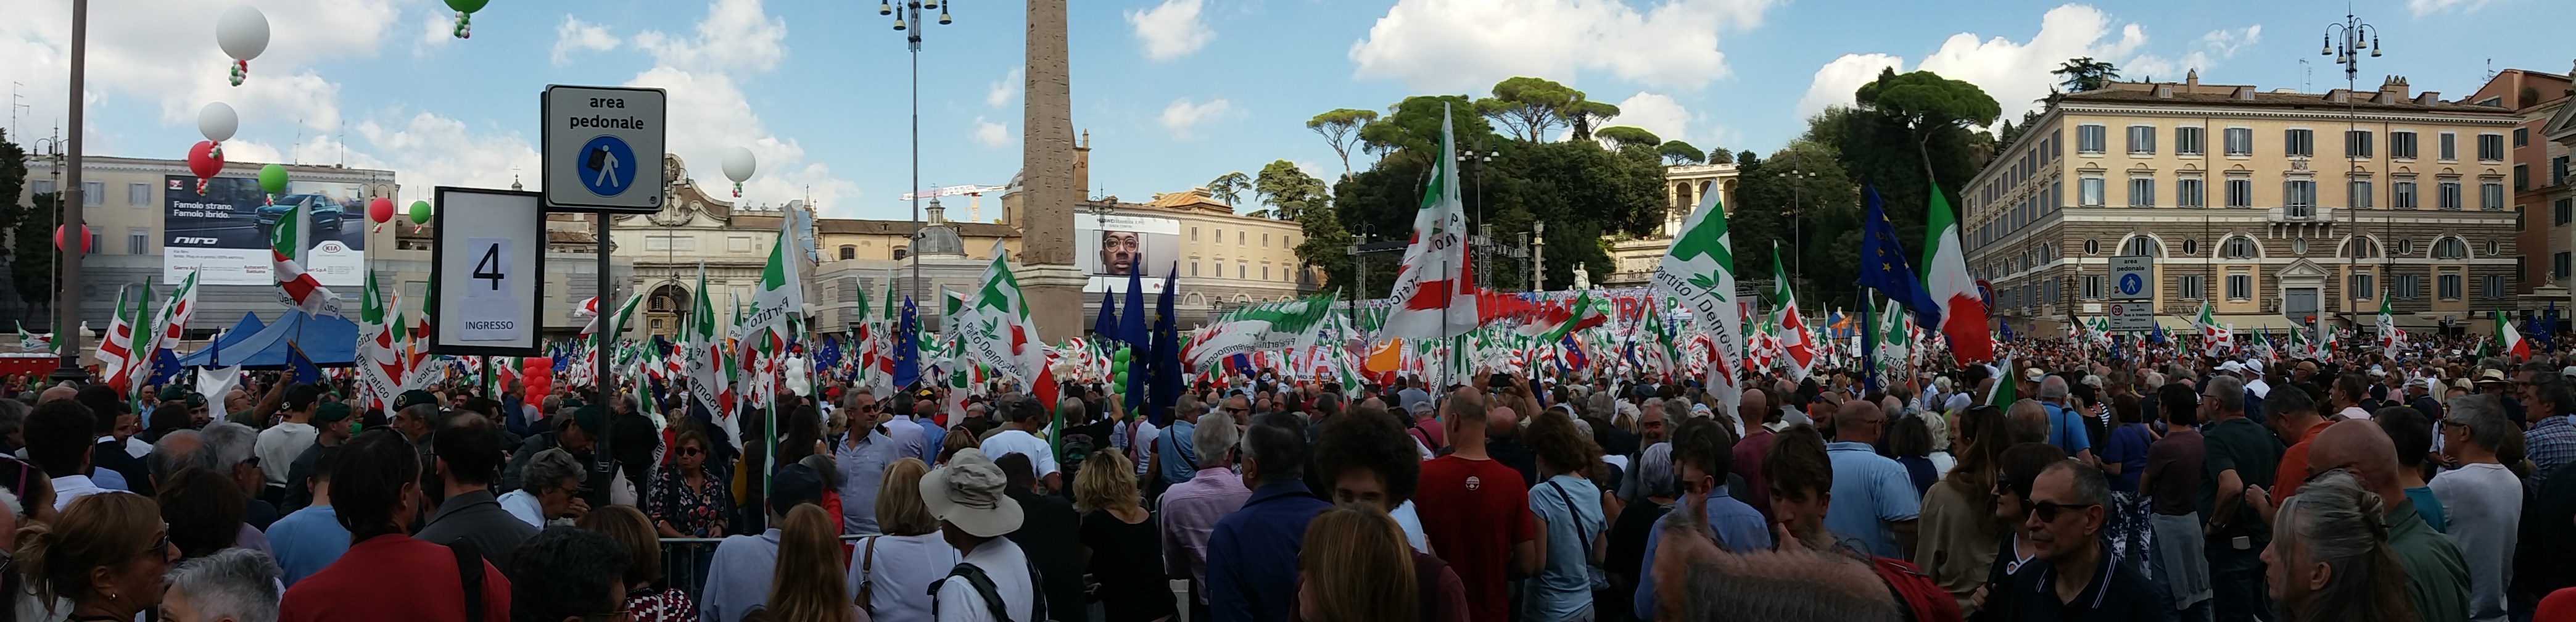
[1306,108,1379,180]
[1593,126,1661,150]
[2052,57,2120,93]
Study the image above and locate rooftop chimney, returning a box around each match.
[2380,75,2410,100]
[2186,69,2200,89]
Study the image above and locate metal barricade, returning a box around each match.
[659,534,874,599]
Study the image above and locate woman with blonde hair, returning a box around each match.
[1074,450,1176,621]
[767,504,856,622]
[1297,503,1418,621]
[846,458,956,620]
[16,493,178,622]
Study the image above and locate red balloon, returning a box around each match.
[521,357,553,397]
[53,225,92,253]
[367,196,395,223]
[187,141,224,188]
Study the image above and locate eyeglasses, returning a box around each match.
[1223,407,1250,414]
[143,529,170,556]
[678,447,704,457]
[2026,500,2098,522]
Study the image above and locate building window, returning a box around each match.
[2437,272,2462,299]
[2079,176,2104,206]
[1238,231,1246,245]
[2395,181,2418,209]
[2285,129,2314,157]
[2078,124,2107,153]
[2434,237,2468,259]
[2556,156,2570,186]
[2345,237,2379,258]
[2223,237,2257,259]
[2350,273,2374,297]
[2480,182,2504,210]
[2181,275,2207,299]
[2292,238,2308,255]
[1261,233,1269,247]
[2477,134,2505,161]
[2181,238,2200,255]
[2517,165,2531,191]
[126,183,149,206]
[2395,238,2415,255]
[2081,275,2103,299]
[891,247,908,260]
[2349,180,2373,209]
[2285,179,2317,217]
[81,181,103,206]
[2226,176,2253,208]
[2558,198,2574,225]
[838,246,856,260]
[2395,273,2422,299]
[126,228,148,255]
[2392,131,2418,159]
[2176,126,2205,156]
[2083,239,2099,254]
[1215,228,1223,244]
[2122,236,2159,257]
[2050,180,2063,210]
[2344,130,2373,158]
[2438,181,2462,210]
[2439,133,2458,160]
[2127,126,2156,154]
[2178,177,2205,207]
[2482,274,2506,299]
[28,180,51,194]
[2558,252,2572,279]
[1191,259,1200,276]
[1237,260,1247,278]
[1191,226,1200,241]
[2128,178,2154,207]
[2226,273,2253,300]
[2516,127,2530,147]
[1261,265,1270,280]
[2486,238,2501,255]
[2224,127,2253,156]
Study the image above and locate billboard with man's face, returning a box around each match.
[1077,213,1179,291]
[163,175,368,287]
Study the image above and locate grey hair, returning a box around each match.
[1192,417,1239,468]
[200,422,261,473]
[2046,458,2111,509]
[163,549,283,622]
[2037,376,2070,400]
[2272,470,2414,621]
[1635,442,1677,498]
[523,448,585,494]
[2205,375,2245,413]
[1662,398,1691,423]
[2142,371,2166,388]
[149,429,217,482]
[2445,394,2514,451]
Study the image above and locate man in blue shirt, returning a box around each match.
[1633,417,1771,618]
[1205,412,1332,622]
[265,451,350,586]
[2037,376,2097,464]
[1822,400,1920,558]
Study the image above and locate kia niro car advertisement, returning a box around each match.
[163,175,368,287]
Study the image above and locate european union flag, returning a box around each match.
[1093,289,1119,344]
[286,343,321,386]
[893,297,921,389]
[1857,185,1941,328]
[1148,264,1181,425]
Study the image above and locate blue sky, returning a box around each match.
[2,0,2562,220]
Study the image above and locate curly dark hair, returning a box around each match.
[1311,406,1421,506]
[1525,407,1602,478]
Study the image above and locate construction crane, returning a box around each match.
[899,184,1009,222]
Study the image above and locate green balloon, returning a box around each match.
[1113,371,1128,387]
[445,0,489,12]
[408,201,432,224]
[1114,347,1131,362]
[257,164,289,194]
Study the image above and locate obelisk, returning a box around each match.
[1016,0,1083,342]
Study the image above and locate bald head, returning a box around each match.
[2307,419,2403,501]
[37,386,75,404]
[1833,400,1883,444]
[1740,388,1772,424]
[2007,399,2050,444]
[1487,405,1519,438]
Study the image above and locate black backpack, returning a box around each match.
[928,559,1049,622]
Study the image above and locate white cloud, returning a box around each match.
[1605,92,1690,143]
[970,116,1008,147]
[1793,5,2260,125]
[0,0,395,155]
[623,0,861,216]
[2407,0,2488,15]
[1348,0,1775,91]
[1796,53,1904,118]
[1158,97,1236,139]
[1126,0,1213,60]
[354,112,540,193]
[986,68,1022,108]
[551,17,620,66]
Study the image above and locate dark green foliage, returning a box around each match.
[1657,140,1706,165]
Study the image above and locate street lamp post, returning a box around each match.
[1457,146,1495,288]
[2323,10,2379,344]
[883,0,951,314]
[1786,168,1817,289]
[50,0,89,384]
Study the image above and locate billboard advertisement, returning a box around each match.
[163,175,368,287]
[1076,212,1179,292]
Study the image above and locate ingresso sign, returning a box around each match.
[429,187,546,356]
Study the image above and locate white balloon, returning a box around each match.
[215,6,269,62]
[197,102,238,143]
[721,147,757,183]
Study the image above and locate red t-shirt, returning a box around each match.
[2274,420,2334,499]
[281,534,511,622]
[1413,455,1534,621]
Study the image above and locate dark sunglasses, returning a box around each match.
[678,447,704,457]
[2026,500,2098,522]
[1223,406,1250,414]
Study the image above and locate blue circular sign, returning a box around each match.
[2118,273,2145,296]
[577,135,639,197]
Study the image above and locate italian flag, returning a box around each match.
[2496,310,2528,360]
[270,203,341,317]
[2377,296,2404,360]
[1382,102,1479,342]
[1920,181,1992,363]
[360,271,401,408]
[96,286,141,393]
[1770,243,1814,381]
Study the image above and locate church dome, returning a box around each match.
[914,197,968,257]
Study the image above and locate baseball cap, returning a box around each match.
[393,390,439,412]
[314,402,353,423]
[920,448,1024,537]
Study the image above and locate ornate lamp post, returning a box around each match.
[2323,10,2379,338]
[882,0,952,310]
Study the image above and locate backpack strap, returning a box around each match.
[930,563,1017,622]
[447,538,487,622]
[1544,481,1595,561]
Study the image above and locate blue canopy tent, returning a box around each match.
[180,310,358,369]
[212,313,266,350]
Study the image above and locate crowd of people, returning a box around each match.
[5,332,2576,622]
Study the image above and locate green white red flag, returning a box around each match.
[1920,181,1991,363]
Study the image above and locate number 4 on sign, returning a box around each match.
[465,237,513,298]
